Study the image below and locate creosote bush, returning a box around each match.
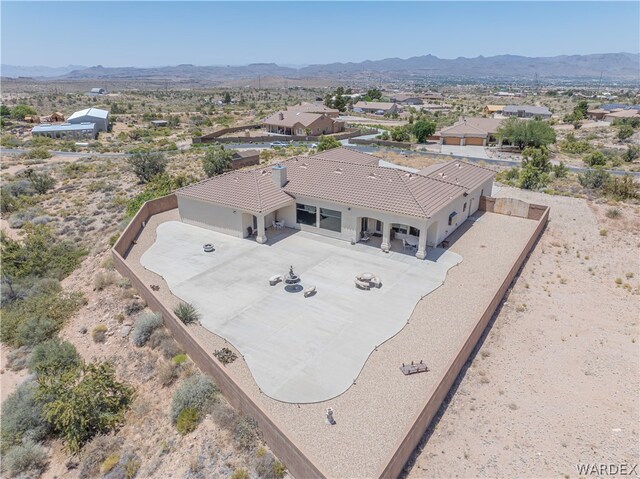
[0,380,48,453]
[92,324,108,343]
[131,312,163,347]
[29,338,81,375]
[176,407,200,435]
[170,374,219,424]
[174,302,200,325]
[1,440,48,478]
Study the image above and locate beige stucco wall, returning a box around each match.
[178,196,244,238]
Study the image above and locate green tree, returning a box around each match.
[518,162,549,190]
[0,104,10,117]
[126,151,168,183]
[364,88,382,101]
[497,118,556,150]
[37,362,134,453]
[11,105,37,120]
[412,119,436,143]
[202,146,233,177]
[618,124,634,141]
[573,100,589,120]
[223,92,232,104]
[521,146,551,173]
[317,135,341,152]
[390,125,411,142]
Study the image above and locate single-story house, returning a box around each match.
[32,122,98,140]
[23,116,40,124]
[604,109,640,122]
[43,112,65,123]
[287,103,340,118]
[390,93,424,105]
[600,103,640,111]
[67,107,110,132]
[353,101,400,115]
[502,105,552,119]
[90,88,106,95]
[434,117,504,146]
[587,108,609,121]
[231,150,260,169]
[483,105,505,116]
[263,111,344,136]
[151,120,169,128]
[175,147,495,259]
[422,91,445,101]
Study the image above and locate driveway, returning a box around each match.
[440,145,490,159]
[141,222,462,403]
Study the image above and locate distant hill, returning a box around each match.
[1,64,87,78]
[3,53,638,82]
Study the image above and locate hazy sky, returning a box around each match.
[1,1,639,67]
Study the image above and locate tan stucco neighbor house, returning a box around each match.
[262,111,344,135]
[434,117,504,146]
[175,147,495,260]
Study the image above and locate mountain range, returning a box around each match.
[2,53,638,81]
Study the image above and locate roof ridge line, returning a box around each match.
[396,169,431,218]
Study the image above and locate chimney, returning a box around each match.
[272,164,287,187]
[278,112,284,120]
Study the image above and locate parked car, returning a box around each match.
[270,141,288,148]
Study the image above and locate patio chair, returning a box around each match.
[360,231,371,242]
[402,239,417,251]
[272,220,278,230]
[304,285,316,297]
[370,277,382,288]
[355,279,370,290]
[269,275,283,286]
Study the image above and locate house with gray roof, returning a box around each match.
[175,147,495,259]
[501,105,552,119]
[32,122,98,140]
[67,107,110,131]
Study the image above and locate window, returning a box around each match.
[448,212,457,226]
[296,203,317,226]
[463,202,467,212]
[319,207,341,232]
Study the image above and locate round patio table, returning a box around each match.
[360,273,374,281]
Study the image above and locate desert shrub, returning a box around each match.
[622,145,640,162]
[211,400,239,431]
[170,374,219,424]
[24,147,52,160]
[124,300,144,316]
[618,124,634,141]
[1,224,87,281]
[583,150,606,167]
[92,324,108,343]
[158,361,180,387]
[213,347,237,366]
[172,353,188,365]
[173,302,199,324]
[1,440,48,477]
[603,175,639,200]
[202,145,233,177]
[559,137,592,154]
[578,168,611,190]
[101,454,120,474]
[231,468,250,479]
[78,435,123,479]
[176,407,200,435]
[552,162,568,179]
[37,361,135,453]
[62,162,92,179]
[94,271,116,291]
[0,381,48,453]
[0,291,84,347]
[254,451,285,479]
[605,208,622,219]
[29,338,80,375]
[26,170,55,193]
[518,162,549,190]
[132,312,163,347]
[234,415,261,451]
[5,346,31,371]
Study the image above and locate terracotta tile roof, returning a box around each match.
[176,167,294,214]
[437,117,503,137]
[419,161,496,191]
[176,147,493,219]
[310,147,379,166]
[263,111,325,128]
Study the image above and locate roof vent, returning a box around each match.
[334,168,343,174]
[300,163,308,169]
[278,112,284,120]
[367,172,377,179]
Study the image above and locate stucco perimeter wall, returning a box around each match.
[112,196,327,479]
[376,200,549,478]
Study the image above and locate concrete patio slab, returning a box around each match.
[141,221,462,403]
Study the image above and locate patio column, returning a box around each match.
[416,227,428,260]
[381,222,391,252]
[256,215,267,244]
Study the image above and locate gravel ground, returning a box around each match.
[126,206,540,478]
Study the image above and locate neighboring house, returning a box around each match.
[353,101,400,115]
[32,122,98,140]
[231,150,260,169]
[483,105,505,116]
[90,88,106,95]
[287,103,340,118]
[23,116,40,124]
[586,108,609,121]
[67,107,110,132]
[263,111,344,136]
[151,120,168,128]
[175,147,494,259]
[604,109,640,122]
[502,105,552,119]
[43,112,65,123]
[422,91,445,101]
[390,93,424,105]
[600,103,640,111]
[434,117,503,146]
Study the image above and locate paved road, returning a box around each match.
[1,148,129,158]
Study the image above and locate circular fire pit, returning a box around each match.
[203,243,215,253]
